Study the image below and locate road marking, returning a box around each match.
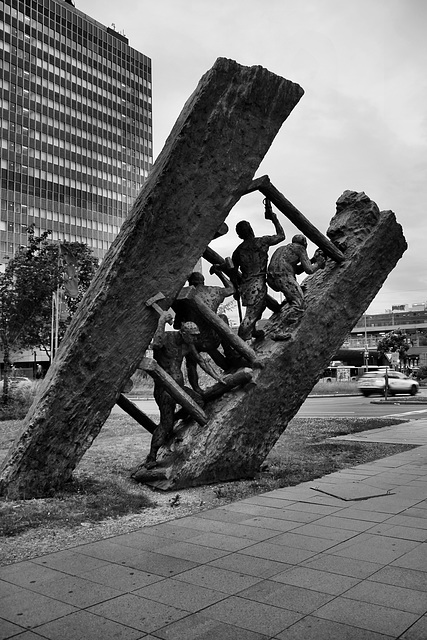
[384,408,427,418]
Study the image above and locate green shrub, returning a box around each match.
[0,381,39,420]
[415,365,427,381]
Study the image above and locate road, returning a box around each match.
[113,394,427,421]
[296,394,427,420]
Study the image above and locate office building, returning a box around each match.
[0,0,152,265]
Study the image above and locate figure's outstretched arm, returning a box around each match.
[265,205,286,246]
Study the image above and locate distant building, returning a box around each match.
[0,0,152,265]
[347,302,427,348]
[341,302,427,370]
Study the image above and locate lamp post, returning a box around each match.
[364,313,369,371]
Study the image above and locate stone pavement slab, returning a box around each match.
[0,420,426,639]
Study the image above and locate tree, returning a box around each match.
[377,329,411,367]
[0,225,98,402]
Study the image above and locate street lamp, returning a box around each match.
[364,313,369,371]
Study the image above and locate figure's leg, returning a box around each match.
[146,387,175,468]
[238,282,267,341]
[279,276,305,310]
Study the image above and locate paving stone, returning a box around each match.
[21,573,124,608]
[133,577,226,612]
[137,522,205,541]
[153,611,269,640]
[315,596,419,636]
[367,523,427,542]
[33,609,143,640]
[79,562,163,591]
[175,564,262,594]
[238,579,334,614]
[87,593,187,633]
[271,502,340,516]
[331,507,391,523]
[288,522,359,542]
[155,540,228,563]
[222,502,317,523]
[31,550,109,576]
[238,516,305,532]
[239,541,317,564]
[326,533,419,564]
[1,589,76,628]
[274,614,393,639]
[2,631,50,640]
[0,581,27,600]
[399,614,427,640]
[391,544,427,570]
[0,562,66,588]
[386,515,427,530]
[343,579,427,614]
[0,617,27,640]
[303,554,383,579]
[201,595,303,636]
[271,566,360,595]
[312,515,379,532]
[265,531,339,552]
[121,550,198,577]
[194,508,252,524]
[72,540,153,564]
[209,553,291,578]
[102,531,178,551]
[368,565,427,592]
[184,531,257,552]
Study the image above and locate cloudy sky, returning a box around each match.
[83,0,426,314]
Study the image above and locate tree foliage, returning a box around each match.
[376,329,411,358]
[0,226,98,401]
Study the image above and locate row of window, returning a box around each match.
[1,159,143,194]
[1,234,112,252]
[3,0,150,83]
[2,114,152,157]
[2,122,151,165]
[0,32,151,113]
[1,135,150,178]
[1,93,152,143]
[1,213,121,234]
[0,69,151,121]
[1,69,152,136]
[2,170,139,201]
[0,34,151,105]
[1,197,126,223]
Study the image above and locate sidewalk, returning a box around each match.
[1,421,426,639]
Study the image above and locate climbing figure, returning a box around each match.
[267,234,326,316]
[173,269,239,374]
[232,199,285,341]
[145,311,225,469]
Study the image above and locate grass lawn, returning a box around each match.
[0,411,414,547]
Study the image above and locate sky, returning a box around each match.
[82,0,426,314]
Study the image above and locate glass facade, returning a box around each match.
[0,0,152,264]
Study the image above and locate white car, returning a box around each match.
[358,371,419,397]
